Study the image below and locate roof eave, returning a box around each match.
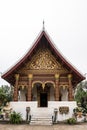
[2,30,85,83]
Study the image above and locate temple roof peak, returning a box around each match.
[43,20,45,31]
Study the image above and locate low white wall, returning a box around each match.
[48,101,77,121]
[10,101,37,120]
[10,101,77,121]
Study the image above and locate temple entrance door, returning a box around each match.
[40,93,47,107]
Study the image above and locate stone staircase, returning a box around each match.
[30,108,53,125]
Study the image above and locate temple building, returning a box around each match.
[2,28,85,123]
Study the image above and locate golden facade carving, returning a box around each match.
[15,48,74,102]
[59,85,68,89]
[15,74,19,80]
[18,85,27,90]
[32,81,55,89]
[26,49,64,70]
[18,69,67,75]
[68,74,72,80]
[18,49,68,75]
[55,74,60,79]
[28,74,33,79]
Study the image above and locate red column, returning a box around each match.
[68,74,73,101]
[55,74,60,101]
[13,74,19,101]
[27,74,33,101]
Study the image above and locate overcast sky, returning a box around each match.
[0,0,87,85]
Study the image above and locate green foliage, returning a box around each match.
[0,88,6,105]
[67,118,77,125]
[73,106,83,113]
[10,111,22,124]
[0,85,13,106]
[75,82,85,102]
[75,81,87,107]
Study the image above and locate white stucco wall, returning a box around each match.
[10,101,37,120]
[48,101,77,121]
[10,101,77,121]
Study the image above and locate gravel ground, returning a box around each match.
[0,124,87,130]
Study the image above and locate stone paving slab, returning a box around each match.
[0,124,87,130]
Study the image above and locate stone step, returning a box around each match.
[31,117,52,119]
[31,120,52,121]
[31,114,52,118]
[30,116,52,125]
[30,120,52,125]
[31,118,52,121]
[30,108,53,125]
[30,122,52,126]
[31,111,51,115]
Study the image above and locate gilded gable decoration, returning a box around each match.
[27,49,62,70]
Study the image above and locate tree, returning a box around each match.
[0,85,13,106]
[75,81,87,110]
[0,88,6,106]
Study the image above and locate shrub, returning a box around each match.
[10,111,22,124]
[67,118,77,125]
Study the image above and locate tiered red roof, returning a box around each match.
[2,30,85,85]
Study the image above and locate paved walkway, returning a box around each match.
[0,124,87,130]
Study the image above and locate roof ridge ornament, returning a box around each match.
[43,20,45,31]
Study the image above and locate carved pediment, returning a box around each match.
[26,49,63,70]
[18,49,68,74]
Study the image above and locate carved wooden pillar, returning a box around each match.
[68,74,73,101]
[55,74,60,101]
[13,74,19,101]
[27,74,33,101]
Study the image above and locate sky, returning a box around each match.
[0,0,87,85]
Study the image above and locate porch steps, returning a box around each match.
[30,116,52,125]
[30,108,53,125]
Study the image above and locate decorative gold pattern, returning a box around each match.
[28,74,33,79]
[18,69,67,75]
[32,81,55,89]
[55,74,60,79]
[68,74,72,79]
[59,85,68,89]
[26,49,63,70]
[18,49,68,75]
[15,74,19,80]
